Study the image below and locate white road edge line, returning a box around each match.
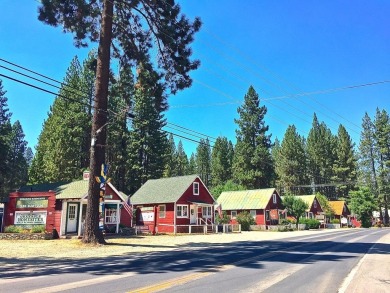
[338,233,381,293]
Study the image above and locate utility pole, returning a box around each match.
[83,0,114,244]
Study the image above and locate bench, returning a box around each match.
[135,225,150,235]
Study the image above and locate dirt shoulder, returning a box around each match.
[0,229,341,260]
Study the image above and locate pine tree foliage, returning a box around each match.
[106,63,133,192]
[276,125,308,195]
[306,113,337,197]
[29,56,94,183]
[164,133,177,178]
[373,108,390,224]
[211,136,233,186]
[126,65,168,193]
[0,80,29,201]
[332,124,357,198]
[7,121,29,191]
[196,138,211,186]
[0,80,12,201]
[232,86,274,189]
[175,140,189,176]
[187,152,197,175]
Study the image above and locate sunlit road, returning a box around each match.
[0,229,388,293]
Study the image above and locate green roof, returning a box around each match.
[296,195,316,211]
[131,175,200,204]
[217,188,277,210]
[56,180,89,199]
[18,180,89,199]
[18,182,66,193]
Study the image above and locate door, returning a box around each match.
[190,205,197,224]
[66,203,78,233]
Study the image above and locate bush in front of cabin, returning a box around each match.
[330,219,340,224]
[236,211,255,231]
[215,211,230,225]
[299,218,320,229]
[4,225,24,233]
[31,225,46,233]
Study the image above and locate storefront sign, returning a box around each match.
[16,197,48,208]
[270,209,279,220]
[140,212,154,222]
[14,211,47,225]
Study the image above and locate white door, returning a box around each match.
[67,203,78,233]
[190,205,197,224]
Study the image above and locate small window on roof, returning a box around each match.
[193,182,199,195]
[313,199,317,208]
[273,193,277,204]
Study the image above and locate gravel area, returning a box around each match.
[0,229,340,260]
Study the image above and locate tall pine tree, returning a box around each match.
[332,124,357,199]
[276,125,308,195]
[126,64,168,193]
[196,138,211,186]
[232,86,274,189]
[211,136,233,186]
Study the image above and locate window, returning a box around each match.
[313,199,317,208]
[159,205,166,218]
[68,205,76,220]
[231,210,237,219]
[250,210,256,219]
[202,206,212,218]
[272,193,277,204]
[105,209,117,224]
[193,182,199,195]
[177,205,188,218]
[265,210,270,221]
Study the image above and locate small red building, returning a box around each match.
[296,195,323,219]
[4,178,131,237]
[216,188,284,226]
[131,175,216,234]
[329,200,351,226]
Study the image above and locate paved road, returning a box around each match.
[0,229,388,292]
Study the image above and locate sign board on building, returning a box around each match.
[140,212,154,222]
[16,197,48,209]
[14,211,47,225]
[270,209,279,220]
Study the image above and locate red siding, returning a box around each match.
[310,197,323,215]
[4,191,57,232]
[133,177,215,233]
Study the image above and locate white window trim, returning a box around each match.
[273,193,277,204]
[202,206,212,218]
[313,200,317,208]
[231,210,237,219]
[177,205,189,218]
[159,204,166,219]
[193,182,199,195]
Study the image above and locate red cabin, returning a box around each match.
[131,175,216,234]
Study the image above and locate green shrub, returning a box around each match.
[4,225,24,233]
[299,218,320,229]
[215,211,230,225]
[236,211,255,231]
[31,225,46,233]
[330,219,340,224]
[279,218,290,225]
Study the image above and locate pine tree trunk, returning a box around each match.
[83,0,113,244]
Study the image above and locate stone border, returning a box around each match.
[0,232,53,240]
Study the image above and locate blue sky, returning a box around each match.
[1,1,389,155]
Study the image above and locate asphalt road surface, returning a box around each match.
[0,229,388,293]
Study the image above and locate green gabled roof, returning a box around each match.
[18,180,89,199]
[131,175,199,205]
[296,195,316,206]
[18,182,66,193]
[217,188,277,210]
[56,180,89,199]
